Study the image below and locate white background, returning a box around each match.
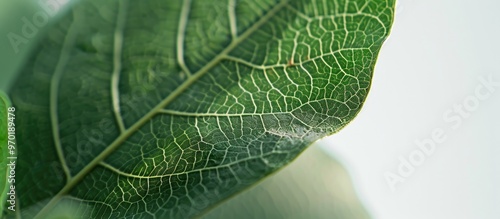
[323,0,500,218]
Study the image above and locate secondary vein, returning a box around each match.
[49,9,80,184]
[111,0,128,133]
[176,0,193,77]
[228,0,238,39]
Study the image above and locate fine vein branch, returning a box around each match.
[34,0,289,218]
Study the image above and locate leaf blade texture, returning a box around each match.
[9,0,395,218]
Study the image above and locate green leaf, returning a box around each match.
[9,0,395,218]
[0,91,12,215]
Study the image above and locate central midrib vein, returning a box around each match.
[34,0,289,218]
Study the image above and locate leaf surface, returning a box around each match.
[0,91,12,215]
[9,0,395,218]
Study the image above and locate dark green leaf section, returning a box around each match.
[9,0,395,218]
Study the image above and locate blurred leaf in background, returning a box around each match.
[0,0,75,90]
[203,145,371,219]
